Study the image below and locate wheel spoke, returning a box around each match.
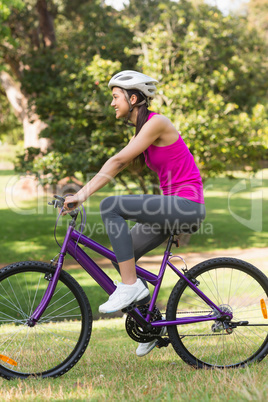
[0,264,91,378]
[167,258,268,368]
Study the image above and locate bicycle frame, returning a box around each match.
[29,223,231,328]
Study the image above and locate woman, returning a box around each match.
[64,70,206,355]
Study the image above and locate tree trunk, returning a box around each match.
[0,1,57,151]
[36,0,56,47]
[0,71,49,152]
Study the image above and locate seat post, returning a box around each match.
[165,234,175,254]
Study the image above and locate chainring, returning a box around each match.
[125,305,164,343]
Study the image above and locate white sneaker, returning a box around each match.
[99,279,150,314]
[136,326,167,357]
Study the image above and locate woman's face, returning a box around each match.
[111,87,130,119]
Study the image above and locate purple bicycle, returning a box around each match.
[1,195,268,379]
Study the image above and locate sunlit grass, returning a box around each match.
[1,318,268,401]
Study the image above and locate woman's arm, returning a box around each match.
[72,157,128,203]
[63,115,165,209]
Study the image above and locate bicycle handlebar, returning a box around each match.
[47,195,85,248]
[48,195,77,211]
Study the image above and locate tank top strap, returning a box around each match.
[147,112,159,121]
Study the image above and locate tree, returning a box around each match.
[0,92,23,143]
[125,0,268,178]
[1,1,144,187]
[0,0,56,151]
[0,0,24,144]
[8,1,141,187]
[1,0,268,193]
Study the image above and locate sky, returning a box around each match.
[105,0,249,15]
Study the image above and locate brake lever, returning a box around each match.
[48,195,76,210]
[54,195,65,204]
[48,195,65,209]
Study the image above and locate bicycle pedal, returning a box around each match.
[156,337,170,349]
[122,302,137,313]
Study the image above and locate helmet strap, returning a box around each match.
[122,89,147,125]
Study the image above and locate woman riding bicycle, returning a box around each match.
[64,70,206,354]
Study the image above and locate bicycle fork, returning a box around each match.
[27,225,74,327]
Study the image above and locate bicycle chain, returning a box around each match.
[175,310,213,314]
[180,333,230,338]
[173,310,231,338]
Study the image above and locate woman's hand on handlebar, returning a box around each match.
[62,194,84,215]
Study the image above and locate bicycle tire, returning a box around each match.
[166,257,268,369]
[0,261,92,379]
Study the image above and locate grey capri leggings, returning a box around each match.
[100,194,206,264]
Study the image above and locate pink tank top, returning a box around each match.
[143,113,205,204]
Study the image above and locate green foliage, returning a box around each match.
[9,0,138,185]
[2,0,268,189]
[68,1,136,68]
[20,53,125,183]
[0,0,25,65]
[0,0,25,47]
[0,92,23,143]
[130,0,268,178]
[15,146,42,174]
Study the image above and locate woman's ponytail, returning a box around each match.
[126,89,151,169]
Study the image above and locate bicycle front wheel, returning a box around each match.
[0,261,92,379]
[166,258,268,368]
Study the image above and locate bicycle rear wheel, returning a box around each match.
[166,258,268,368]
[0,261,92,379]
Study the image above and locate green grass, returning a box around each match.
[1,318,268,401]
[0,263,186,320]
[0,169,111,263]
[1,263,266,372]
[0,169,267,264]
[1,169,268,400]
[0,143,23,168]
[2,257,268,321]
[1,168,267,317]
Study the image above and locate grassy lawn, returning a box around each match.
[1,168,268,400]
[1,318,268,401]
[1,168,267,318]
[0,169,267,264]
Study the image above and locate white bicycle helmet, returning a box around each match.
[108,70,158,99]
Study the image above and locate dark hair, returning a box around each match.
[126,89,151,169]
